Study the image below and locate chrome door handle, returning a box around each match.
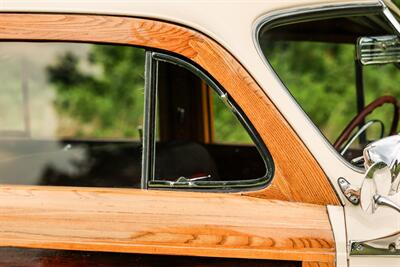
[373,194,400,213]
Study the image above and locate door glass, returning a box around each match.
[152,58,268,188]
[0,42,145,187]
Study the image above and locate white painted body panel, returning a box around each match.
[327,205,348,267]
[1,0,400,266]
[346,195,400,266]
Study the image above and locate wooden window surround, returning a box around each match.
[0,14,339,266]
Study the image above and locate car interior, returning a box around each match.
[259,10,400,167]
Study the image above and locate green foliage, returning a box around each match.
[265,37,400,144]
[47,46,145,138]
[49,0,400,144]
[48,46,254,144]
[265,42,357,142]
[212,93,252,144]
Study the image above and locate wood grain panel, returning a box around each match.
[0,248,301,267]
[0,186,335,264]
[0,13,339,205]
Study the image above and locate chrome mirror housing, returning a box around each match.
[360,162,392,214]
[356,136,400,214]
[363,135,400,169]
[364,135,400,195]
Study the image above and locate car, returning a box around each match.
[0,0,399,266]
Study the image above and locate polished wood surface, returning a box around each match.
[0,186,335,263]
[0,248,300,267]
[0,13,339,206]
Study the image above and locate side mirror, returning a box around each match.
[359,136,400,214]
[360,162,392,214]
[339,135,400,213]
[364,135,400,195]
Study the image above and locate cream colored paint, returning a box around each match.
[1,0,399,265]
[349,257,400,267]
[346,194,400,266]
[327,205,348,267]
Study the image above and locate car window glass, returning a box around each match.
[258,12,400,163]
[212,93,253,144]
[152,58,268,187]
[0,42,145,187]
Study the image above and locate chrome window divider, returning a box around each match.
[141,51,158,189]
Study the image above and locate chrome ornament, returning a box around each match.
[364,135,400,195]
[359,135,400,214]
[339,135,400,214]
[360,162,392,214]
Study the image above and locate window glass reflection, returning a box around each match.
[0,43,145,187]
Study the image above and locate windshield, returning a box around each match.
[258,8,400,166]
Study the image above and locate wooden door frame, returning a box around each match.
[0,13,339,265]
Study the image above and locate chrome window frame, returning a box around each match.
[252,1,400,173]
[144,51,274,192]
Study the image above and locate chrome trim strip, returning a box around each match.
[141,51,158,189]
[148,176,269,191]
[254,3,382,34]
[383,2,400,35]
[147,52,274,192]
[252,2,383,175]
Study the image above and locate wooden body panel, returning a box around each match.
[0,186,335,264]
[0,14,339,265]
[0,13,339,205]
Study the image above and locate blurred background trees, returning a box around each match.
[46,1,400,144]
[263,1,400,144]
[47,46,145,139]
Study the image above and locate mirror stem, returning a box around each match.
[373,194,400,213]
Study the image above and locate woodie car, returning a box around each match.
[0,0,399,266]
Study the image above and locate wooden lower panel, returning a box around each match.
[0,247,301,267]
[0,186,335,263]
